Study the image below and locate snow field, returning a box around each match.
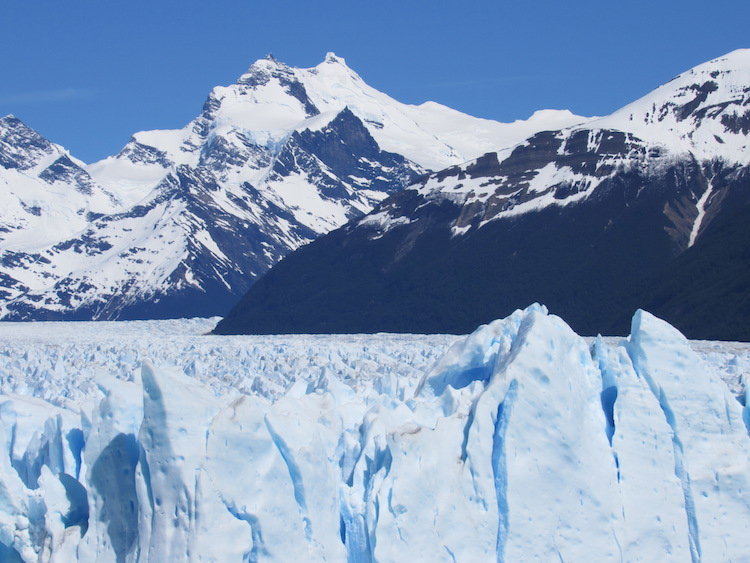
[0,308,748,561]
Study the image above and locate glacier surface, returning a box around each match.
[0,306,749,561]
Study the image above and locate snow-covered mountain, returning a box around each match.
[0,116,120,252]
[0,54,585,321]
[0,307,749,560]
[217,49,750,339]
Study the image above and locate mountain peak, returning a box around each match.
[580,48,750,163]
[214,49,750,339]
[679,47,750,82]
[0,114,58,171]
[241,53,288,73]
[235,54,293,88]
[0,114,26,130]
[707,47,750,68]
[324,52,347,66]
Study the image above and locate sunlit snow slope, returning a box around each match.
[0,306,748,561]
[0,54,585,321]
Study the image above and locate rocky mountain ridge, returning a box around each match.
[0,54,583,320]
[216,49,750,339]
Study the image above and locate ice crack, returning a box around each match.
[263,417,313,543]
[653,387,702,563]
[492,379,518,563]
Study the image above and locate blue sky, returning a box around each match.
[2,0,748,163]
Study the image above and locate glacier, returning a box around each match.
[0,306,749,561]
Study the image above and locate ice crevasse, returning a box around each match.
[0,304,749,561]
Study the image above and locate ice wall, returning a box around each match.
[0,306,748,561]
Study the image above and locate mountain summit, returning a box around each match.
[0,55,584,321]
[216,49,750,340]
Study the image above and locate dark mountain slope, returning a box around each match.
[629,167,750,340]
[215,150,727,336]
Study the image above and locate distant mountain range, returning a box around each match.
[0,53,584,320]
[216,49,750,340]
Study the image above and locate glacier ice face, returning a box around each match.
[0,308,749,561]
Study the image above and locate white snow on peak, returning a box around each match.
[298,58,588,171]
[381,49,750,237]
[324,51,346,65]
[588,48,750,162]
[237,53,288,77]
[88,52,589,193]
[0,117,122,251]
[295,109,342,133]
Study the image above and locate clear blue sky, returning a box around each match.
[2,0,748,164]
